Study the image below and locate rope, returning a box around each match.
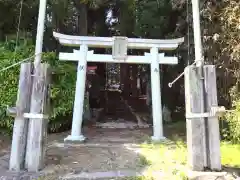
[0,0,44,74]
[0,53,41,73]
[13,0,24,61]
[167,0,193,88]
[168,61,197,88]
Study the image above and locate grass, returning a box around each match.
[128,121,240,180]
[135,137,188,180]
[221,141,240,168]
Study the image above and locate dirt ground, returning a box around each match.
[0,91,238,179]
[0,123,239,180]
[0,126,154,179]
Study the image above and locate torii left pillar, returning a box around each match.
[150,47,164,140]
[64,44,88,142]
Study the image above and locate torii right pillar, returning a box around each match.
[185,65,221,171]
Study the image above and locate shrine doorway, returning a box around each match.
[86,63,143,128]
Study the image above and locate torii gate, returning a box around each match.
[53,32,184,142]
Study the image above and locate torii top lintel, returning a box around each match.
[53,32,184,50]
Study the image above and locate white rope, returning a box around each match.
[168,61,197,88]
[167,0,198,88]
[0,0,41,74]
[0,53,42,73]
[13,0,24,61]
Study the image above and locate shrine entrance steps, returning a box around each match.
[103,90,136,122]
[94,90,150,129]
[123,96,152,125]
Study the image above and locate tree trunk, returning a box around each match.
[73,0,88,36]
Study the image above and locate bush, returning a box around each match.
[42,52,77,133]
[0,40,82,134]
[0,40,35,134]
[223,85,240,143]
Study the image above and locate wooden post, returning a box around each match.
[34,0,47,67]
[9,63,32,171]
[204,65,221,170]
[185,66,205,171]
[191,0,203,67]
[25,63,51,172]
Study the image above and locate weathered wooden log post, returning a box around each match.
[25,63,51,172]
[8,63,32,171]
[184,0,222,171]
[203,65,221,170]
[185,65,221,171]
[185,66,206,170]
[22,0,49,171]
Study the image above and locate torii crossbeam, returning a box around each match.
[53,32,184,142]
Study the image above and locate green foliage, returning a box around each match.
[134,0,172,38]
[43,51,90,132]
[0,40,34,134]
[42,52,77,133]
[223,85,240,143]
[202,0,240,143]
[0,41,79,134]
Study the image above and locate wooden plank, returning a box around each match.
[25,63,51,172]
[9,63,32,171]
[204,65,221,170]
[59,52,178,65]
[184,66,206,171]
[53,32,184,50]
